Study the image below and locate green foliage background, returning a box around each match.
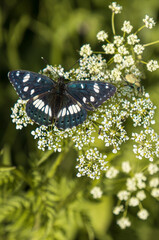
[0,0,159,239]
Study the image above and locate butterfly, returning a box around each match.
[8,70,116,129]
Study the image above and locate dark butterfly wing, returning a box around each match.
[8,70,56,100]
[55,95,87,129]
[26,92,54,126]
[8,70,116,129]
[25,90,87,129]
[66,81,116,110]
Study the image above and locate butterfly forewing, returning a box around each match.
[8,70,56,100]
[66,81,116,110]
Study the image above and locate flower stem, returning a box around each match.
[140,60,147,65]
[47,141,74,178]
[143,40,159,47]
[112,12,116,35]
[134,25,145,34]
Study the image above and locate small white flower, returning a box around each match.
[117,190,130,201]
[148,163,159,175]
[80,44,93,56]
[90,186,103,199]
[143,15,156,29]
[106,166,119,178]
[123,55,134,67]
[109,2,122,14]
[149,177,159,188]
[128,197,139,207]
[102,43,115,54]
[137,209,149,220]
[113,36,124,46]
[122,161,131,173]
[117,217,131,229]
[118,46,129,55]
[136,190,146,201]
[126,178,137,192]
[151,188,159,198]
[127,34,140,45]
[110,68,122,81]
[147,60,159,72]
[114,54,123,63]
[97,30,108,41]
[121,21,133,34]
[113,205,124,215]
[134,44,145,55]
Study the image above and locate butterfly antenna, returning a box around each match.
[66,58,80,72]
[41,57,60,77]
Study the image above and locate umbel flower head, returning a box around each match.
[10,2,159,180]
[9,1,159,230]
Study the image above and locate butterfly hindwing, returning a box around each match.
[66,81,116,110]
[26,90,87,129]
[26,92,53,126]
[55,95,87,129]
[8,70,56,100]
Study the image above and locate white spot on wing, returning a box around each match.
[62,107,66,117]
[105,84,109,89]
[30,89,35,95]
[45,105,49,115]
[38,101,44,110]
[23,86,29,92]
[41,106,45,112]
[49,107,52,117]
[72,105,77,113]
[75,104,81,112]
[68,106,74,115]
[83,97,87,103]
[57,110,62,118]
[16,71,20,76]
[23,74,30,82]
[37,78,41,83]
[94,83,100,93]
[81,84,84,89]
[34,99,44,109]
[90,96,95,102]
[33,99,39,106]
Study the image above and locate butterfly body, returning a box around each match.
[8,70,116,129]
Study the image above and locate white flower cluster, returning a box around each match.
[130,94,156,128]
[112,161,159,229]
[31,125,67,152]
[79,44,93,57]
[76,148,108,179]
[147,60,159,72]
[109,2,122,14]
[96,30,108,41]
[90,186,103,199]
[121,21,133,34]
[10,2,159,186]
[143,15,156,29]
[132,128,159,161]
[11,99,33,129]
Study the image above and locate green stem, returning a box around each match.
[112,12,116,35]
[47,141,74,178]
[37,149,55,166]
[140,60,147,65]
[143,40,159,47]
[134,25,145,34]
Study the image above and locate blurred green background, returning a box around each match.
[0,0,159,239]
